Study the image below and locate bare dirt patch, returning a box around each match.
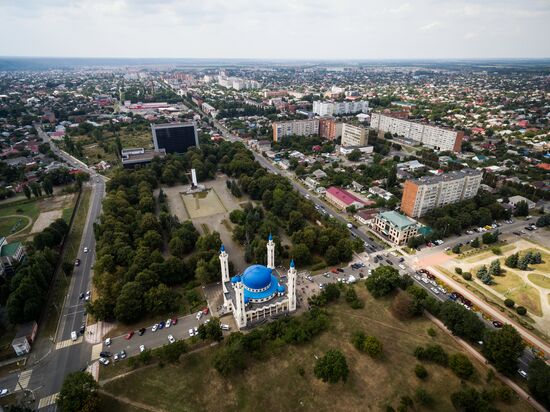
[30,210,63,233]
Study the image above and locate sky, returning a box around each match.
[1,0,549,59]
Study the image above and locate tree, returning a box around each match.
[144,284,180,315]
[391,291,417,319]
[57,371,99,412]
[527,359,550,409]
[531,251,542,264]
[483,325,525,375]
[366,266,401,298]
[488,260,501,276]
[363,335,383,358]
[23,185,31,199]
[439,301,485,342]
[452,244,461,254]
[449,353,475,380]
[386,165,397,189]
[516,306,527,315]
[451,387,495,412]
[505,253,518,268]
[482,232,498,245]
[325,245,340,265]
[290,243,311,266]
[514,200,529,217]
[536,214,550,228]
[504,298,515,308]
[347,149,362,161]
[114,282,144,323]
[517,255,530,270]
[415,388,434,407]
[471,237,480,248]
[314,349,349,383]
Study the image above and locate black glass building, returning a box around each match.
[151,122,199,154]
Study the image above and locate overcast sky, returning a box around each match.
[1,0,549,59]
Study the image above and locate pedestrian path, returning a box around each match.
[17,369,32,389]
[91,343,102,360]
[55,336,82,350]
[37,392,59,409]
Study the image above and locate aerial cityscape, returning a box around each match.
[0,1,549,411]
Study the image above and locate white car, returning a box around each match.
[518,369,528,378]
[99,357,110,366]
[85,290,91,301]
[84,247,88,253]
[167,334,175,344]
[430,287,440,294]
[220,324,230,331]
[166,318,171,328]
[139,345,145,353]
[189,328,195,337]
[194,326,198,334]
[71,331,77,341]
[152,324,159,332]
[0,389,10,397]
[196,311,203,320]
[104,338,111,346]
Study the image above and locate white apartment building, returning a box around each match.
[371,113,463,152]
[272,119,319,142]
[341,123,367,147]
[401,169,483,218]
[313,100,369,116]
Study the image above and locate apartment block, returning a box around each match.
[272,119,319,142]
[341,123,367,147]
[319,117,336,140]
[400,169,483,218]
[313,100,369,116]
[370,113,463,152]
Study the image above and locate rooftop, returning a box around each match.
[326,186,365,206]
[379,211,417,230]
[409,168,482,186]
[0,241,21,257]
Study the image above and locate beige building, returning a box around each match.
[372,211,419,246]
[341,123,367,147]
[370,113,463,152]
[272,119,319,142]
[401,169,483,218]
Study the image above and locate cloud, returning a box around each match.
[419,21,442,31]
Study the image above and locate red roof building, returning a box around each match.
[325,186,368,210]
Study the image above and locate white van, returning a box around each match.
[71,331,77,341]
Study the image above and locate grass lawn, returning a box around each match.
[0,215,30,237]
[528,273,550,289]
[39,188,92,340]
[0,198,40,239]
[98,393,146,412]
[100,287,530,412]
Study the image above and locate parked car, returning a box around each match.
[171,318,178,325]
[104,338,111,346]
[168,335,175,344]
[100,351,111,358]
[202,307,209,315]
[139,345,145,353]
[119,350,126,359]
[492,320,503,328]
[85,290,91,301]
[99,357,109,366]
[518,369,528,378]
[158,321,165,329]
[0,389,10,397]
[71,331,77,341]
[152,324,158,332]
[125,331,134,340]
[138,328,146,336]
[166,319,171,328]
[79,292,85,300]
[189,328,195,337]
[220,324,230,331]
[196,311,203,320]
[75,259,81,266]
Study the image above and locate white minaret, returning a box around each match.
[267,233,275,269]
[233,278,247,328]
[287,259,297,312]
[219,245,230,292]
[191,168,198,187]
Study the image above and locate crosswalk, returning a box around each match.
[37,392,59,409]
[55,336,83,350]
[17,369,32,389]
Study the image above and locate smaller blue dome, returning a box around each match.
[290,259,295,268]
[244,297,250,304]
[231,275,241,284]
[268,233,273,241]
[277,284,285,293]
[220,244,225,253]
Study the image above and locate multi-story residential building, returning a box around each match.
[0,237,25,277]
[341,123,367,147]
[312,100,369,116]
[272,119,319,142]
[319,117,336,140]
[370,113,463,152]
[372,211,419,245]
[400,169,483,218]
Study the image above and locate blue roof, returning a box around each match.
[231,275,241,284]
[220,244,225,252]
[277,284,285,293]
[290,259,295,268]
[268,233,273,241]
[244,274,280,301]
[242,264,272,290]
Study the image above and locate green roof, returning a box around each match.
[380,211,416,229]
[0,242,21,257]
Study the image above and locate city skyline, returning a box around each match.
[1,0,549,59]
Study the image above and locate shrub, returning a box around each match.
[414,344,448,366]
[427,327,436,337]
[491,246,502,255]
[415,388,434,406]
[454,267,463,275]
[504,298,515,308]
[516,306,527,315]
[462,272,472,281]
[414,364,428,379]
[314,349,349,383]
[352,331,383,358]
[449,353,474,380]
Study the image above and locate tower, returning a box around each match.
[233,277,247,328]
[267,233,275,270]
[219,245,230,292]
[287,259,297,312]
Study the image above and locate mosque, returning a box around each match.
[219,234,297,329]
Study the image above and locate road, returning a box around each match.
[0,125,108,410]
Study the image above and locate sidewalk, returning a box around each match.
[426,313,546,412]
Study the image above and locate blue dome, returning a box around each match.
[277,284,285,293]
[231,275,241,284]
[242,264,272,290]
